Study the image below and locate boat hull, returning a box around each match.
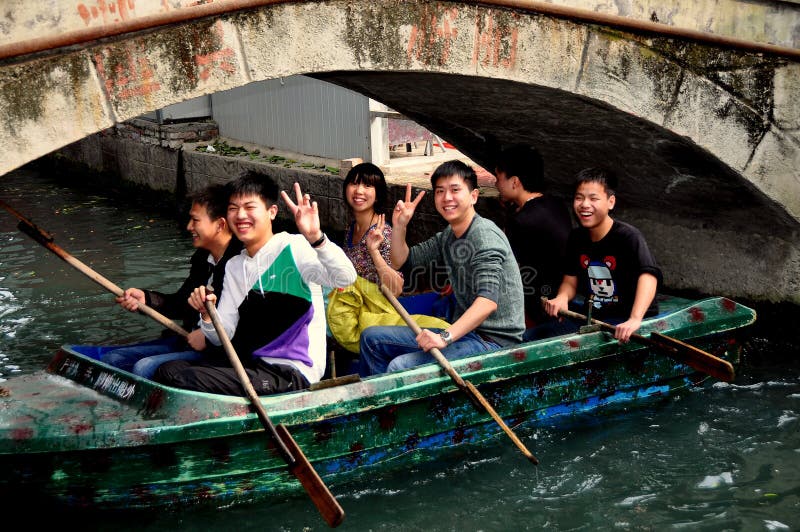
[0,296,756,510]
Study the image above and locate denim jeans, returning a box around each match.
[358,326,499,376]
[100,336,202,379]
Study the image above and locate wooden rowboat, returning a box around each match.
[0,294,755,510]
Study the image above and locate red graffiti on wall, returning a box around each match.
[94,45,161,100]
[195,21,236,82]
[407,7,459,65]
[472,12,518,69]
[196,49,236,80]
[77,0,137,26]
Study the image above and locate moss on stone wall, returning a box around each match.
[595,27,779,145]
[0,54,89,131]
[194,140,340,175]
[144,19,226,95]
[344,1,419,67]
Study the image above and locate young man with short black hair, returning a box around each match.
[155,171,356,395]
[101,184,242,378]
[358,160,525,376]
[543,167,662,342]
[494,144,572,336]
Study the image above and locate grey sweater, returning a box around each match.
[408,214,525,346]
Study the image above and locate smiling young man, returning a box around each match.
[543,167,662,342]
[101,184,243,378]
[358,160,525,376]
[154,171,356,395]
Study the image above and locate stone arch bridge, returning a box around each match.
[1,0,799,303]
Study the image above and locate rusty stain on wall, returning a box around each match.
[93,43,161,100]
[407,6,459,65]
[194,20,236,83]
[472,11,518,69]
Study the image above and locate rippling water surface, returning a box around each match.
[1,167,798,531]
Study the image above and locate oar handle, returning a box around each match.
[203,287,346,527]
[380,284,539,465]
[202,289,295,464]
[556,306,633,338]
[384,288,467,388]
[2,200,189,337]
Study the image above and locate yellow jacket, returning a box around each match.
[327,276,451,353]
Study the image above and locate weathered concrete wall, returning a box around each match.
[57,120,217,192]
[1,0,799,303]
[1,1,797,218]
[55,131,467,242]
[2,0,799,49]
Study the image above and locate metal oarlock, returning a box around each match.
[579,295,602,334]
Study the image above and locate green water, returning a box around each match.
[0,166,798,530]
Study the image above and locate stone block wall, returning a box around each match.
[57,120,216,194]
[118,119,219,149]
[54,125,515,243]
[181,148,464,243]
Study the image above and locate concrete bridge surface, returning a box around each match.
[0,0,799,303]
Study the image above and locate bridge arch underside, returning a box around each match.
[0,0,798,302]
[319,71,799,303]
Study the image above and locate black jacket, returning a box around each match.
[144,238,243,331]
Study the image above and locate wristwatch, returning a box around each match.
[439,330,453,346]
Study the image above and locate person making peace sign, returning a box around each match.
[155,171,356,396]
[358,160,525,376]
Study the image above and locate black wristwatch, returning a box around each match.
[439,330,453,346]
[310,233,327,248]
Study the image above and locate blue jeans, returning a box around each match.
[358,326,499,376]
[100,336,202,379]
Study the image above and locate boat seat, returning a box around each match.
[309,374,361,391]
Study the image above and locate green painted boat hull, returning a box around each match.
[0,296,756,510]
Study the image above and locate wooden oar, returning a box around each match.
[1,200,345,526]
[546,300,735,382]
[380,284,539,465]
[0,199,189,336]
[203,288,345,528]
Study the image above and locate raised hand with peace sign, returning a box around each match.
[280,182,324,247]
[391,183,426,229]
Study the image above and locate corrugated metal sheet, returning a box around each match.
[161,96,212,121]
[137,95,211,122]
[211,76,371,161]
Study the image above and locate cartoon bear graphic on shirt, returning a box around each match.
[581,255,619,308]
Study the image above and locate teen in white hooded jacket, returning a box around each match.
[155,171,356,396]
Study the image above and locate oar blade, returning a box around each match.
[648,332,735,382]
[277,424,346,528]
[463,381,539,465]
[381,284,539,465]
[551,298,737,384]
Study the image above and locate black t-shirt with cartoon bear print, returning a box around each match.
[563,220,662,321]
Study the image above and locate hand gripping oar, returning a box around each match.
[203,287,345,528]
[0,200,345,526]
[0,199,188,336]
[380,284,539,465]
[544,299,735,382]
